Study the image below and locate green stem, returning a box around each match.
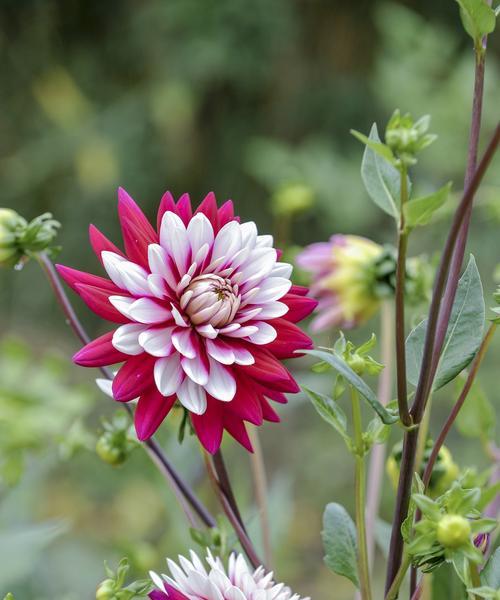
[395,164,411,427]
[351,388,372,600]
[385,553,411,600]
[469,561,481,600]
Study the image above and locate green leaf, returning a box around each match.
[406,255,485,390]
[351,129,396,163]
[404,182,451,228]
[481,548,500,589]
[302,349,399,424]
[432,563,468,600]
[303,388,352,448]
[455,376,496,440]
[455,0,496,45]
[359,124,401,220]
[322,503,359,588]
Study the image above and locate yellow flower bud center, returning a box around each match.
[436,514,471,549]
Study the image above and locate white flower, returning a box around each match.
[149,550,309,600]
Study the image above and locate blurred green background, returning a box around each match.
[0,1,499,598]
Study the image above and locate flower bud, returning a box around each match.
[95,578,116,600]
[473,532,490,554]
[0,209,25,267]
[385,110,436,166]
[436,514,471,549]
[96,432,127,466]
[271,183,315,217]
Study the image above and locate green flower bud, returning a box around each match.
[96,433,127,466]
[271,183,314,216]
[0,209,25,267]
[347,353,366,376]
[436,514,471,549]
[385,110,436,166]
[96,578,116,600]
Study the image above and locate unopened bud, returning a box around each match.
[96,433,127,466]
[271,183,314,217]
[436,514,471,549]
[385,110,436,166]
[95,578,115,600]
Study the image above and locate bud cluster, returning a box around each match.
[96,412,138,467]
[96,557,152,600]
[0,209,60,268]
[385,110,437,167]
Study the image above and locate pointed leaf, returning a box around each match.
[406,255,485,390]
[455,376,495,440]
[304,388,352,448]
[359,124,401,220]
[404,182,451,227]
[302,349,399,424]
[455,0,496,44]
[481,548,500,589]
[322,503,359,588]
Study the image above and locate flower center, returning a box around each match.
[182,274,240,328]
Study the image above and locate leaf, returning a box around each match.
[432,563,468,600]
[351,129,396,162]
[303,388,352,448]
[406,255,485,390]
[322,503,359,588]
[481,548,500,589]
[454,376,495,440]
[404,182,451,228]
[302,349,399,424]
[359,124,401,220]
[455,0,496,45]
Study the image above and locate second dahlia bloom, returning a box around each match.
[149,550,309,600]
[57,189,316,452]
[296,234,383,332]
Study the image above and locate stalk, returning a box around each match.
[213,449,247,533]
[36,252,216,529]
[351,388,372,600]
[395,164,411,427]
[248,426,273,567]
[384,553,411,600]
[384,124,500,593]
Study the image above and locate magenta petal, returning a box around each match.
[74,283,130,323]
[117,187,158,267]
[176,193,193,226]
[290,284,309,296]
[281,293,318,323]
[56,264,119,294]
[260,397,281,422]
[195,192,219,231]
[89,224,124,266]
[112,354,155,402]
[229,375,263,425]
[223,414,253,452]
[73,331,128,367]
[217,200,235,227]
[265,318,314,358]
[157,191,177,232]
[135,388,176,440]
[191,399,223,454]
[242,347,300,393]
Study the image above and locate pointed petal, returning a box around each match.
[186,213,214,257]
[89,224,124,266]
[281,293,317,322]
[217,199,235,228]
[181,354,209,385]
[112,354,155,401]
[171,327,197,358]
[75,284,130,323]
[153,353,184,396]
[176,193,193,225]
[157,191,176,232]
[128,298,171,324]
[56,264,119,294]
[195,192,219,230]
[139,326,175,357]
[190,399,223,454]
[223,415,253,452]
[112,323,148,355]
[73,331,129,367]
[204,359,236,402]
[160,211,190,275]
[118,187,158,267]
[265,318,313,358]
[135,388,176,440]
[177,377,207,414]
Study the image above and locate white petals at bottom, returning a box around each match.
[112,323,148,354]
[177,377,207,414]
[154,354,183,396]
[204,359,236,402]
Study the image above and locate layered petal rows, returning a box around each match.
[58,189,316,453]
[149,550,309,600]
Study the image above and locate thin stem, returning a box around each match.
[351,388,372,600]
[430,41,488,386]
[213,450,247,533]
[385,124,500,593]
[410,579,423,600]
[422,323,497,489]
[395,165,411,427]
[384,552,410,600]
[248,426,273,568]
[364,301,394,570]
[36,252,216,529]
[203,452,263,569]
[469,562,481,599]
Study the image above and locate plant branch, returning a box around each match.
[384,552,410,600]
[422,322,497,489]
[213,450,247,533]
[351,388,372,600]
[395,165,411,427]
[384,123,500,593]
[248,426,273,568]
[203,452,263,569]
[36,251,216,529]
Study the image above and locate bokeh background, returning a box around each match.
[0,1,499,598]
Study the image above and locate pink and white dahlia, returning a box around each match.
[296,234,382,332]
[57,189,316,452]
[149,550,309,600]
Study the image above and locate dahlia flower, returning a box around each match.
[296,234,382,332]
[57,188,316,452]
[149,550,309,600]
